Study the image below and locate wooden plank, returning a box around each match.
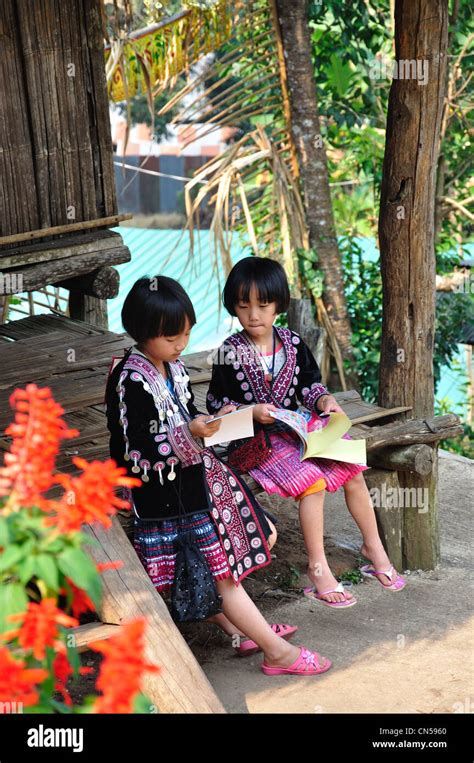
[0,230,123,267]
[0,215,133,248]
[0,335,132,388]
[0,246,131,294]
[82,516,226,713]
[0,369,109,429]
[67,622,122,653]
[0,314,113,339]
[349,405,413,425]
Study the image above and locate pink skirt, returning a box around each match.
[249,412,369,498]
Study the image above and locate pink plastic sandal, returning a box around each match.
[235,623,298,657]
[360,564,406,591]
[303,582,357,609]
[261,646,332,676]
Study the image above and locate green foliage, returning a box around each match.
[337,568,363,586]
[340,236,382,402]
[434,293,474,386]
[297,247,324,299]
[435,394,474,459]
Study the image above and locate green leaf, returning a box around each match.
[0,583,28,635]
[35,554,59,592]
[75,695,99,714]
[49,698,73,714]
[0,517,9,547]
[133,693,158,714]
[18,556,37,585]
[0,545,25,573]
[57,548,101,609]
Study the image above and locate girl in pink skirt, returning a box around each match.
[207,257,406,609]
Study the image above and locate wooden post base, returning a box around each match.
[363,469,403,572]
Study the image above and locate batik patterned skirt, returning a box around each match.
[133,505,276,594]
[133,512,232,593]
[249,411,369,498]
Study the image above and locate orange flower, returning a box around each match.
[97,561,124,573]
[0,385,79,510]
[0,646,48,707]
[41,458,140,533]
[90,618,160,714]
[3,599,78,661]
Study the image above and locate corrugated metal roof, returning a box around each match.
[109,227,250,353]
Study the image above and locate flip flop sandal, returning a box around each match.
[303,581,357,609]
[261,646,332,676]
[235,623,298,657]
[360,564,406,591]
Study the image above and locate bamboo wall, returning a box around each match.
[0,0,117,238]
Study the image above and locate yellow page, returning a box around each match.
[303,412,352,452]
[303,437,367,465]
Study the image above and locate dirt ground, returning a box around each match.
[68,449,473,713]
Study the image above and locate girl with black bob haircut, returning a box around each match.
[222,257,290,316]
[208,256,406,609]
[121,275,196,343]
[105,274,332,676]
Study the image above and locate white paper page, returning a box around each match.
[203,405,255,447]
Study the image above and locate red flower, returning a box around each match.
[0,385,78,510]
[52,644,95,707]
[62,580,96,619]
[90,619,160,713]
[41,458,140,533]
[3,599,78,661]
[0,646,48,707]
[52,650,74,706]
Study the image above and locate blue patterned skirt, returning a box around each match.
[133,512,232,593]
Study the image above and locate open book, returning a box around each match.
[203,405,255,447]
[268,409,367,465]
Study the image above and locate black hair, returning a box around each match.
[121,275,196,342]
[222,256,290,316]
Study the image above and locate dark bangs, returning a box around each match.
[222,256,290,316]
[121,276,196,342]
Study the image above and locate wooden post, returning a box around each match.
[287,297,325,367]
[378,0,449,569]
[69,294,109,329]
[363,469,403,572]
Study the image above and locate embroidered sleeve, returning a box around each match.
[206,344,243,413]
[107,372,204,488]
[167,420,204,466]
[295,335,330,412]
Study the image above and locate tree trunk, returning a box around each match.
[272,0,357,384]
[378,0,449,569]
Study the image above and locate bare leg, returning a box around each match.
[216,577,330,670]
[206,612,246,637]
[298,490,354,603]
[207,518,278,637]
[343,473,400,585]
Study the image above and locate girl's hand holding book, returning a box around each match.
[219,404,237,415]
[253,403,279,424]
[317,394,344,416]
[190,414,222,438]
